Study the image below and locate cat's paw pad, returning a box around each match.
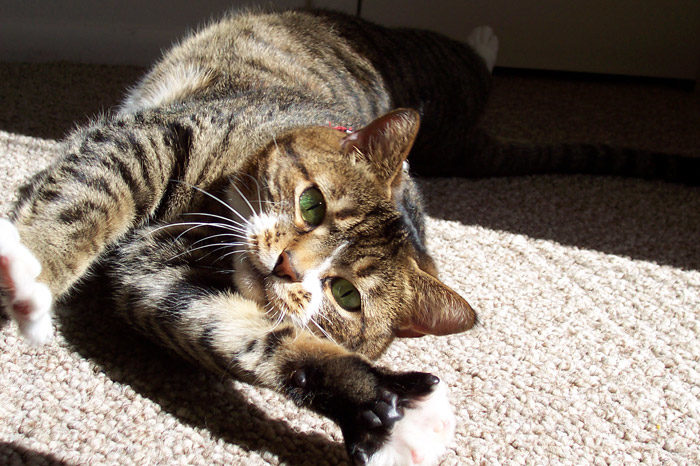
[467,25,499,72]
[0,218,54,344]
[370,381,455,465]
[346,372,455,466]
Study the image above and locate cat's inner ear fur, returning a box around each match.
[396,262,477,338]
[341,108,420,187]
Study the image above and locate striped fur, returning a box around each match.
[3,8,694,464]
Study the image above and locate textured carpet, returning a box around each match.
[1,63,699,465]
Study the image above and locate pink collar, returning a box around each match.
[328,122,354,133]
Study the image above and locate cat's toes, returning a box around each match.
[345,372,455,466]
[367,381,455,466]
[467,25,499,72]
[0,218,54,344]
[16,299,54,345]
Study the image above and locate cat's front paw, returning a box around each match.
[0,218,53,344]
[343,372,456,466]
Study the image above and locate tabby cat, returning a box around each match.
[1,8,696,466]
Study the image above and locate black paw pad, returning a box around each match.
[291,368,307,388]
[379,388,398,406]
[391,371,440,399]
[373,399,402,427]
[351,449,369,465]
[360,410,382,429]
[343,371,442,465]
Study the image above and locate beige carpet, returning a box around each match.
[1,64,699,465]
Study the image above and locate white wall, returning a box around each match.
[1,0,698,81]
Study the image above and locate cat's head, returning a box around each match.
[233,109,475,358]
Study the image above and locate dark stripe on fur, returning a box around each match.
[263,327,294,357]
[58,200,110,224]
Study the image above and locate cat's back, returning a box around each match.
[120,9,390,117]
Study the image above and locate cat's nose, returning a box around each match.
[273,250,300,282]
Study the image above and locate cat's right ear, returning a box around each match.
[340,109,420,186]
[395,266,477,338]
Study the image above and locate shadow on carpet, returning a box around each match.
[0,442,72,466]
[419,175,700,271]
[54,275,348,465]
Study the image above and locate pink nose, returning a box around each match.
[272,250,300,282]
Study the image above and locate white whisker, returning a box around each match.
[171,180,252,226]
[310,316,337,345]
[173,223,240,243]
[167,241,246,262]
[316,311,333,326]
[243,173,264,214]
[147,221,242,236]
[215,248,248,263]
[182,212,247,233]
[268,306,286,332]
[188,233,246,250]
[174,224,206,242]
[228,177,258,218]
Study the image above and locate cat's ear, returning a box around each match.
[396,268,476,338]
[341,108,420,185]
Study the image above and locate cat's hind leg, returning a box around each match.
[467,25,499,72]
[0,219,53,344]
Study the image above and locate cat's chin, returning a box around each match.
[264,277,314,325]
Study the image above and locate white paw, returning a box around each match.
[0,218,54,344]
[467,25,499,72]
[367,382,456,466]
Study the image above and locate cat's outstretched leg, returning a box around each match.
[467,25,499,72]
[110,225,456,465]
[0,219,53,344]
[2,114,200,344]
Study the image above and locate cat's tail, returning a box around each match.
[412,128,700,186]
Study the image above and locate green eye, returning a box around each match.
[331,278,361,311]
[299,187,326,226]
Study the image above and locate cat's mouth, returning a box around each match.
[233,250,315,326]
[265,280,312,321]
[265,272,319,320]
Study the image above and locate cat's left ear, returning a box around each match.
[396,267,476,338]
[341,108,420,185]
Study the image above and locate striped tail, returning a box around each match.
[412,128,700,186]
